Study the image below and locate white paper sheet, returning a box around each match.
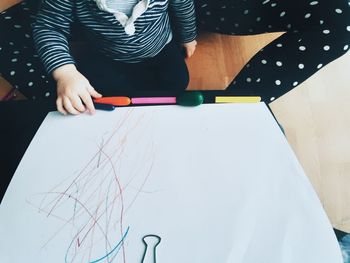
[0,103,342,263]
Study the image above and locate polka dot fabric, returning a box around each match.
[196,0,350,102]
[0,1,55,100]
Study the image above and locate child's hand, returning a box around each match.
[53,64,102,115]
[182,40,197,58]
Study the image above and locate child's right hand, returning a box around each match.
[53,64,102,115]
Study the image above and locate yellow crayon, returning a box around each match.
[215,96,261,103]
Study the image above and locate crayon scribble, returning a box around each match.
[27,109,156,263]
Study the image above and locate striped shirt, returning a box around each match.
[32,0,197,74]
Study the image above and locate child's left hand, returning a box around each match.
[182,40,197,58]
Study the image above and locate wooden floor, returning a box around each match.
[186,32,350,233]
[0,0,21,12]
[1,27,349,232]
[270,52,350,233]
[186,31,284,90]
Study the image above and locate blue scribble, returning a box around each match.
[89,226,130,263]
[64,226,130,263]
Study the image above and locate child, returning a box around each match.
[32,0,197,115]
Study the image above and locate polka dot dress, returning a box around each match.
[0,1,54,100]
[196,0,350,102]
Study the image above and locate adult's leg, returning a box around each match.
[0,1,55,100]
[196,0,350,102]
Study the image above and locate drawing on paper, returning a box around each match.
[26,109,156,263]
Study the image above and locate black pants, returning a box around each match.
[75,40,189,96]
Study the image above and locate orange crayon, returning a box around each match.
[94,96,131,106]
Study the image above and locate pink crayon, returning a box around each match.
[131,97,177,105]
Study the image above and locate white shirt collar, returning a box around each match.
[94,0,150,35]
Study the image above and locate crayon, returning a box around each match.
[94,96,131,106]
[131,97,176,105]
[94,103,116,111]
[215,96,261,103]
[131,91,204,106]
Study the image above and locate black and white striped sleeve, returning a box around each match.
[32,0,75,74]
[169,0,197,43]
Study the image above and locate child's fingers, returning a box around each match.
[80,92,96,114]
[189,48,194,57]
[185,46,195,58]
[186,47,193,58]
[185,48,190,58]
[71,95,86,112]
[63,97,81,115]
[87,85,102,98]
[190,46,196,56]
[56,97,67,115]
[183,41,197,58]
